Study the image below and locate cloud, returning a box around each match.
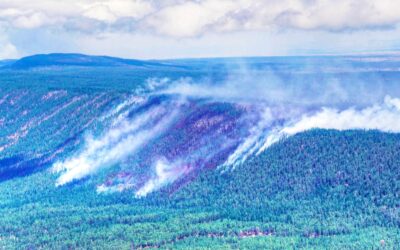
[0,42,19,59]
[2,0,400,58]
[12,12,52,29]
[275,0,400,31]
[0,0,153,33]
[82,5,118,23]
[0,29,19,59]
[1,0,400,37]
[144,0,239,37]
[118,0,400,37]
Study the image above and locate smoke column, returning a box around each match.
[257,96,400,153]
[53,105,179,186]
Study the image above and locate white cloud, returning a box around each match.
[1,0,400,59]
[0,0,400,36]
[0,0,153,31]
[0,28,19,59]
[144,0,238,37]
[82,5,118,23]
[142,0,400,37]
[275,0,400,31]
[12,12,52,29]
[0,42,18,59]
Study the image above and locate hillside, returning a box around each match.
[0,59,16,67]
[3,53,172,70]
[0,54,400,249]
[0,130,398,249]
[173,130,400,221]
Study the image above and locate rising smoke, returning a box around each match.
[135,159,191,198]
[257,96,400,153]
[52,57,400,196]
[52,105,180,186]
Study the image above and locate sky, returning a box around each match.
[1,0,400,59]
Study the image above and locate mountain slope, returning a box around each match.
[5,53,170,70]
[173,130,400,220]
[0,130,399,249]
[1,54,400,249]
[0,59,16,67]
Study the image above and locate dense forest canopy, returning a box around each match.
[0,54,399,249]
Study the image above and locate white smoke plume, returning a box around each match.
[257,96,400,153]
[52,70,400,195]
[222,108,274,169]
[135,159,191,198]
[155,75,400,170]
[99,95,145,123]
[52,106,179,186]
[157,64,393,107]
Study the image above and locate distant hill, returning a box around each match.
[4,53,173,69]
[0,59,16,67]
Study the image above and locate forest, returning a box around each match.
[0,130,398,249]
[0,55,399,249]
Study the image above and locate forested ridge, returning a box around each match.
[0,129,399,249]
[1,55,400,249]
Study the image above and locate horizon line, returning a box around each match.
[2,49,400,62]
